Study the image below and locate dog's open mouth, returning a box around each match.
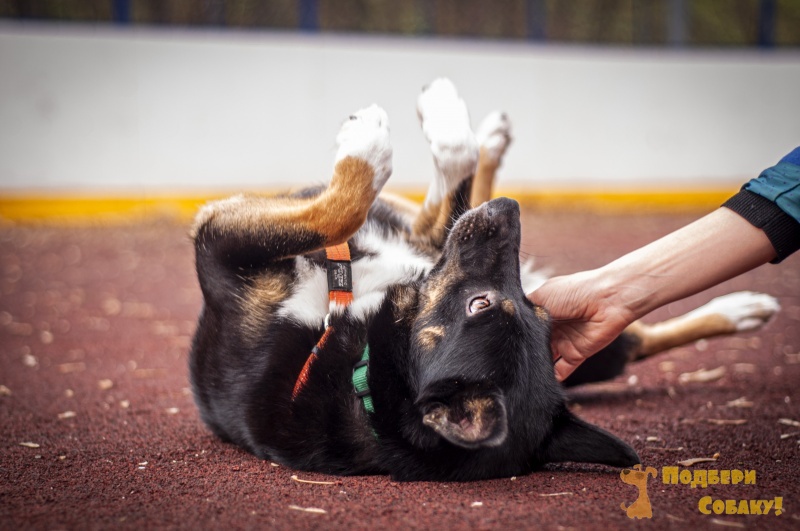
[420,389,508,449]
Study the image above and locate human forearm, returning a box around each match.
[530,149,798,381]
[595,207,777,322]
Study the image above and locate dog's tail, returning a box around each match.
[620,502,630,512]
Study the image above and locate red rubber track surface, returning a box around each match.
[1,210,798,530]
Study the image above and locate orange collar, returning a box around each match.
[291,242,353,401]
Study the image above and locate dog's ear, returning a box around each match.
[422,392,508,449]
[543,410,639,467]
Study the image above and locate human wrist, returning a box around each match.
[592,260,659,325]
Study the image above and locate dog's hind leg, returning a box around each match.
[410,78,479,250]
[192,105,392,277]
[623,291,779,360]
[563,291,779,387]
[471,111,513,208]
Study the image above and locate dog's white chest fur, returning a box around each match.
[277,223,434,328]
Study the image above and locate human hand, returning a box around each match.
[527,206,782,382]
[528,271,636,382]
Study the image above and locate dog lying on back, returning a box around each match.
[189,79,779,481]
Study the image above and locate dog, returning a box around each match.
[189,78,779,481]
[620,464,658,519]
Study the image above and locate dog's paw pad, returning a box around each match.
[701,291,780,332]
[416,78,478,184]
[335,104,393,191]
[476,111,513,163]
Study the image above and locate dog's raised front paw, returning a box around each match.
[476,111,513,164]
[694,291,780,332]
[417,78,479,188]
[335,104,393,192]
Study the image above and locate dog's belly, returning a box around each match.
[277,223,435,328]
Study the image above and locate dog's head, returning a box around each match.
[407,197,639,468]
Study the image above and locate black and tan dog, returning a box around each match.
[189,79,778,481]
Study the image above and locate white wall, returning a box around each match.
[1,23,799,193]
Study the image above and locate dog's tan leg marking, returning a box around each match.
[411,183,473,251]
[471,111,513,208]
[192,157,377,252]
[623,292,779,360]
[471,147,499,208]
[192,105,392,258]
[411,78,478,250]
[624,316,735,360]
[309,157,380,244]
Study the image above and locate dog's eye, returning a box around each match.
[468,296,492,314]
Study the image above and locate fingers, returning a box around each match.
[526,288,548,310]
[550,332,586,382]
[549,327,570,362]
[554,356,581,382]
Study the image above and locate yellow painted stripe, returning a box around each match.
[502,188,738,213]
[368,188,738,214]
[0,195,222,224]
[0,188,737,224]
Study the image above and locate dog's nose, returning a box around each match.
[485,197,519,219]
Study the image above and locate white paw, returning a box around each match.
[417,78,479,196]
[335,104,393,192]
[692,291,780,332]
[476,111,513,164]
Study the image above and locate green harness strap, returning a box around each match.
[352,345,374,414]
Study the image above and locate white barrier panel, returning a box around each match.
[1,23,799,192]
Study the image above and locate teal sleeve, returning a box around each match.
[744,148,800,224]
[722,147,800,263]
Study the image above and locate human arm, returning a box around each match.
[529,147,800,381]
[530,207,778,382]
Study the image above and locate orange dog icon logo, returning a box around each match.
[620,464,658,519]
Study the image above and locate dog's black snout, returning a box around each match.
[487,197,519,216]
[482,199,520,236]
